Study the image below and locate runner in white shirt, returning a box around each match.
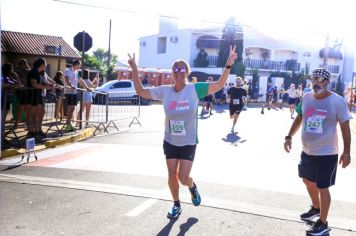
[127,46,237,219]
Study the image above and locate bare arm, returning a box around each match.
[284,114,303,152]
[30,79,52,90]
[78,78,90,90]
[208,45,237,94]
[64,76,74,88]
[128,53,152,100]
[339,120,351,168]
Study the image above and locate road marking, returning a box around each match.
[126,199,158,217]
[126,188,168,217]
[0,173,355,232]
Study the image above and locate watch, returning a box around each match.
[285,136,292,140]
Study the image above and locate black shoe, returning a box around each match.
[38,130,47,137]
[301,206,320,221]
[306,219,330,235]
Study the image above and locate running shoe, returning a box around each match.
[300,206,320,221]
[167,206,182,219]
[306,219,330,236]
[64,124,75,132]
[191,186,201,206]
[231,128,234,133]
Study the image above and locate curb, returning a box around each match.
[45,128,94,148]
[1,128,94,159]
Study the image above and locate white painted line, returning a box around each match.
[126,188,168,217]
[0,173,355,232]
[126,199,158,217]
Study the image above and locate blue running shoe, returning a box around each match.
[191,189,201,206]
[167,206,182,219]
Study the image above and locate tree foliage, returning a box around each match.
[217,17,244,76]
[83,48,118,80]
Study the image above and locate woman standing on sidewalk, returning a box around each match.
[128,45,237,219]
[76,69,100,128]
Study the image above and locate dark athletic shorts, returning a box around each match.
[229,104,243,116]
[16,90,27,105]
[204,95,213,102]
[298,151,338,189]
[65,94,78,106]
[288,97,297,105]
[163,140,197,161]
[26,90,42,106]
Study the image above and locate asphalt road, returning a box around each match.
[1,104,355,235]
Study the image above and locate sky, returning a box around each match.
[1,0,356,60]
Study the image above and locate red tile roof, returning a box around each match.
[1,30,80,58]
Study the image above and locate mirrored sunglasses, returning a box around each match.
[173,67,187,73]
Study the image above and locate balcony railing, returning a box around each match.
[319,64,340,74]
[207,55,218,67]
[244,59,300,71]
[206,56,301,72]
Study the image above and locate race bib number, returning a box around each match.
[169,120,186,136]
[233,99,240,105]
[305,116,325,134]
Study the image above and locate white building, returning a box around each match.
[138,17,347,86]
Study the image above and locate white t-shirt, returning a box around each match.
[64,68,79,94]
[296,92,351,155]
[149,83,209,146]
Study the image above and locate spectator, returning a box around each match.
[26,58,58,138]
[76,70,100,128]
[63,60,90,131]
[54,71,64,121]
[1,63,22,145]
[14,59,30,129]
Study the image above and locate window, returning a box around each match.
[111,81,131,89]
[157,37,167,54]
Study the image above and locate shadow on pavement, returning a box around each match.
[177,217,199,236]
[0,160,24,171]
[222,132,239,143]
[157,217,198,236]
[157,218,178,236]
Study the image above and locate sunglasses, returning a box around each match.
[172,67,187,73]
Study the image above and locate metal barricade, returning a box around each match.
[90,90,143,135]
[2,84,146,150]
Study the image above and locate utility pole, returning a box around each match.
[107,19,112,80]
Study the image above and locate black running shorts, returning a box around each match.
[163,141,197,161]
[298,152,338,189]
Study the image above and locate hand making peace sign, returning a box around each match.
[226,45,238,67]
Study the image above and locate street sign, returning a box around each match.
[74,31,92,52]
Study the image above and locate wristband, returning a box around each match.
[225,65,232,69]
[285,135,292,140]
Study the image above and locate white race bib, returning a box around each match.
[233,99,240,105]
[305,116,325,134]
[169,120,186,136]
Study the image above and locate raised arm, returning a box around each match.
[128,53,152,100]
[208,45,237,94]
